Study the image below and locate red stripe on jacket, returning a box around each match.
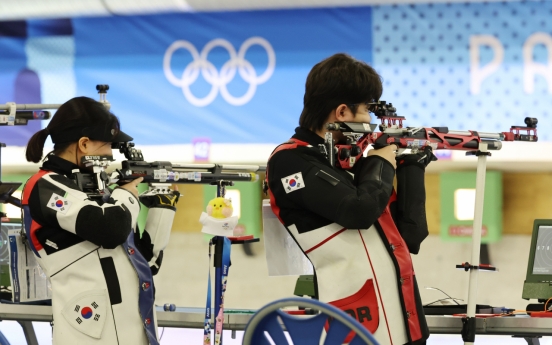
[377,192,423,342]
[266,139,310,223]
[22,170,50,252]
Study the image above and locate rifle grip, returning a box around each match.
[373,134,390,149]
[373,134,400,150]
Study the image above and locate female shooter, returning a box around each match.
[22,96,178,345]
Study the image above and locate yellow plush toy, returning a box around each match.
[200,196,238,236]
[206,197,233,219]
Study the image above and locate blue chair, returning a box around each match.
[0,330,10,345]
[242,297,379,345]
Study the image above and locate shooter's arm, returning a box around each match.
[137,184,179,275]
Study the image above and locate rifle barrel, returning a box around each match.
[447,130,504,140]
[172,164,265,172]
[0,103,62,110]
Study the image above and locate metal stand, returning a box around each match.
[459,143,496,345]
[211,236,259,345]
[17,321,39,345]
[210,180,259,345]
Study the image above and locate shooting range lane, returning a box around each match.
[0,2,551,344]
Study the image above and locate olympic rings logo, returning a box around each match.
[163,37,276,107]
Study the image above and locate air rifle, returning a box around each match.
[322,101,538,169]
[112,142,262,185]
[72,142,265,199]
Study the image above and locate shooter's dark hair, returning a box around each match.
[25,97,121,163]
[299,53,383,131]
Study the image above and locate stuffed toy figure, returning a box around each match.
[199,196,238,236]
[206,197,234,219]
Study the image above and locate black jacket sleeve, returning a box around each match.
[269,149,395,230]
[28,173,140,249]
[393,158,429,254]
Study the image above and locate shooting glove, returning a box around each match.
[393,148,435,254]
[396,146,438,170]
[138,190,179,275]
[140,191,180,210]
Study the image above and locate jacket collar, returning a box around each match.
[41,155,80,177]
[292,127,325,147]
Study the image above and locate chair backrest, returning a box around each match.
[242,297,379,345]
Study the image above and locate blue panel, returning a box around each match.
[27,19,73,37]
[0,36,35,147]
[373,2,552,140]
[72,8,373,144]
[11,69,42,145]
[0,19,75,147]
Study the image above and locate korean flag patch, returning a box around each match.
[281,172,305,194]
[61,289,107,338]
[47,193,72,214]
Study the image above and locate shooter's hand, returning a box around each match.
[120,177,143,199]
[140,189,180,209]
[368,144,398,169]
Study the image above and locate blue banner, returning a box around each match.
[0,2,549,147]
[71,8,373,145]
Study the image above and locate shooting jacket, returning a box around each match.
[266,127,429,345]
[21,155,175,345]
